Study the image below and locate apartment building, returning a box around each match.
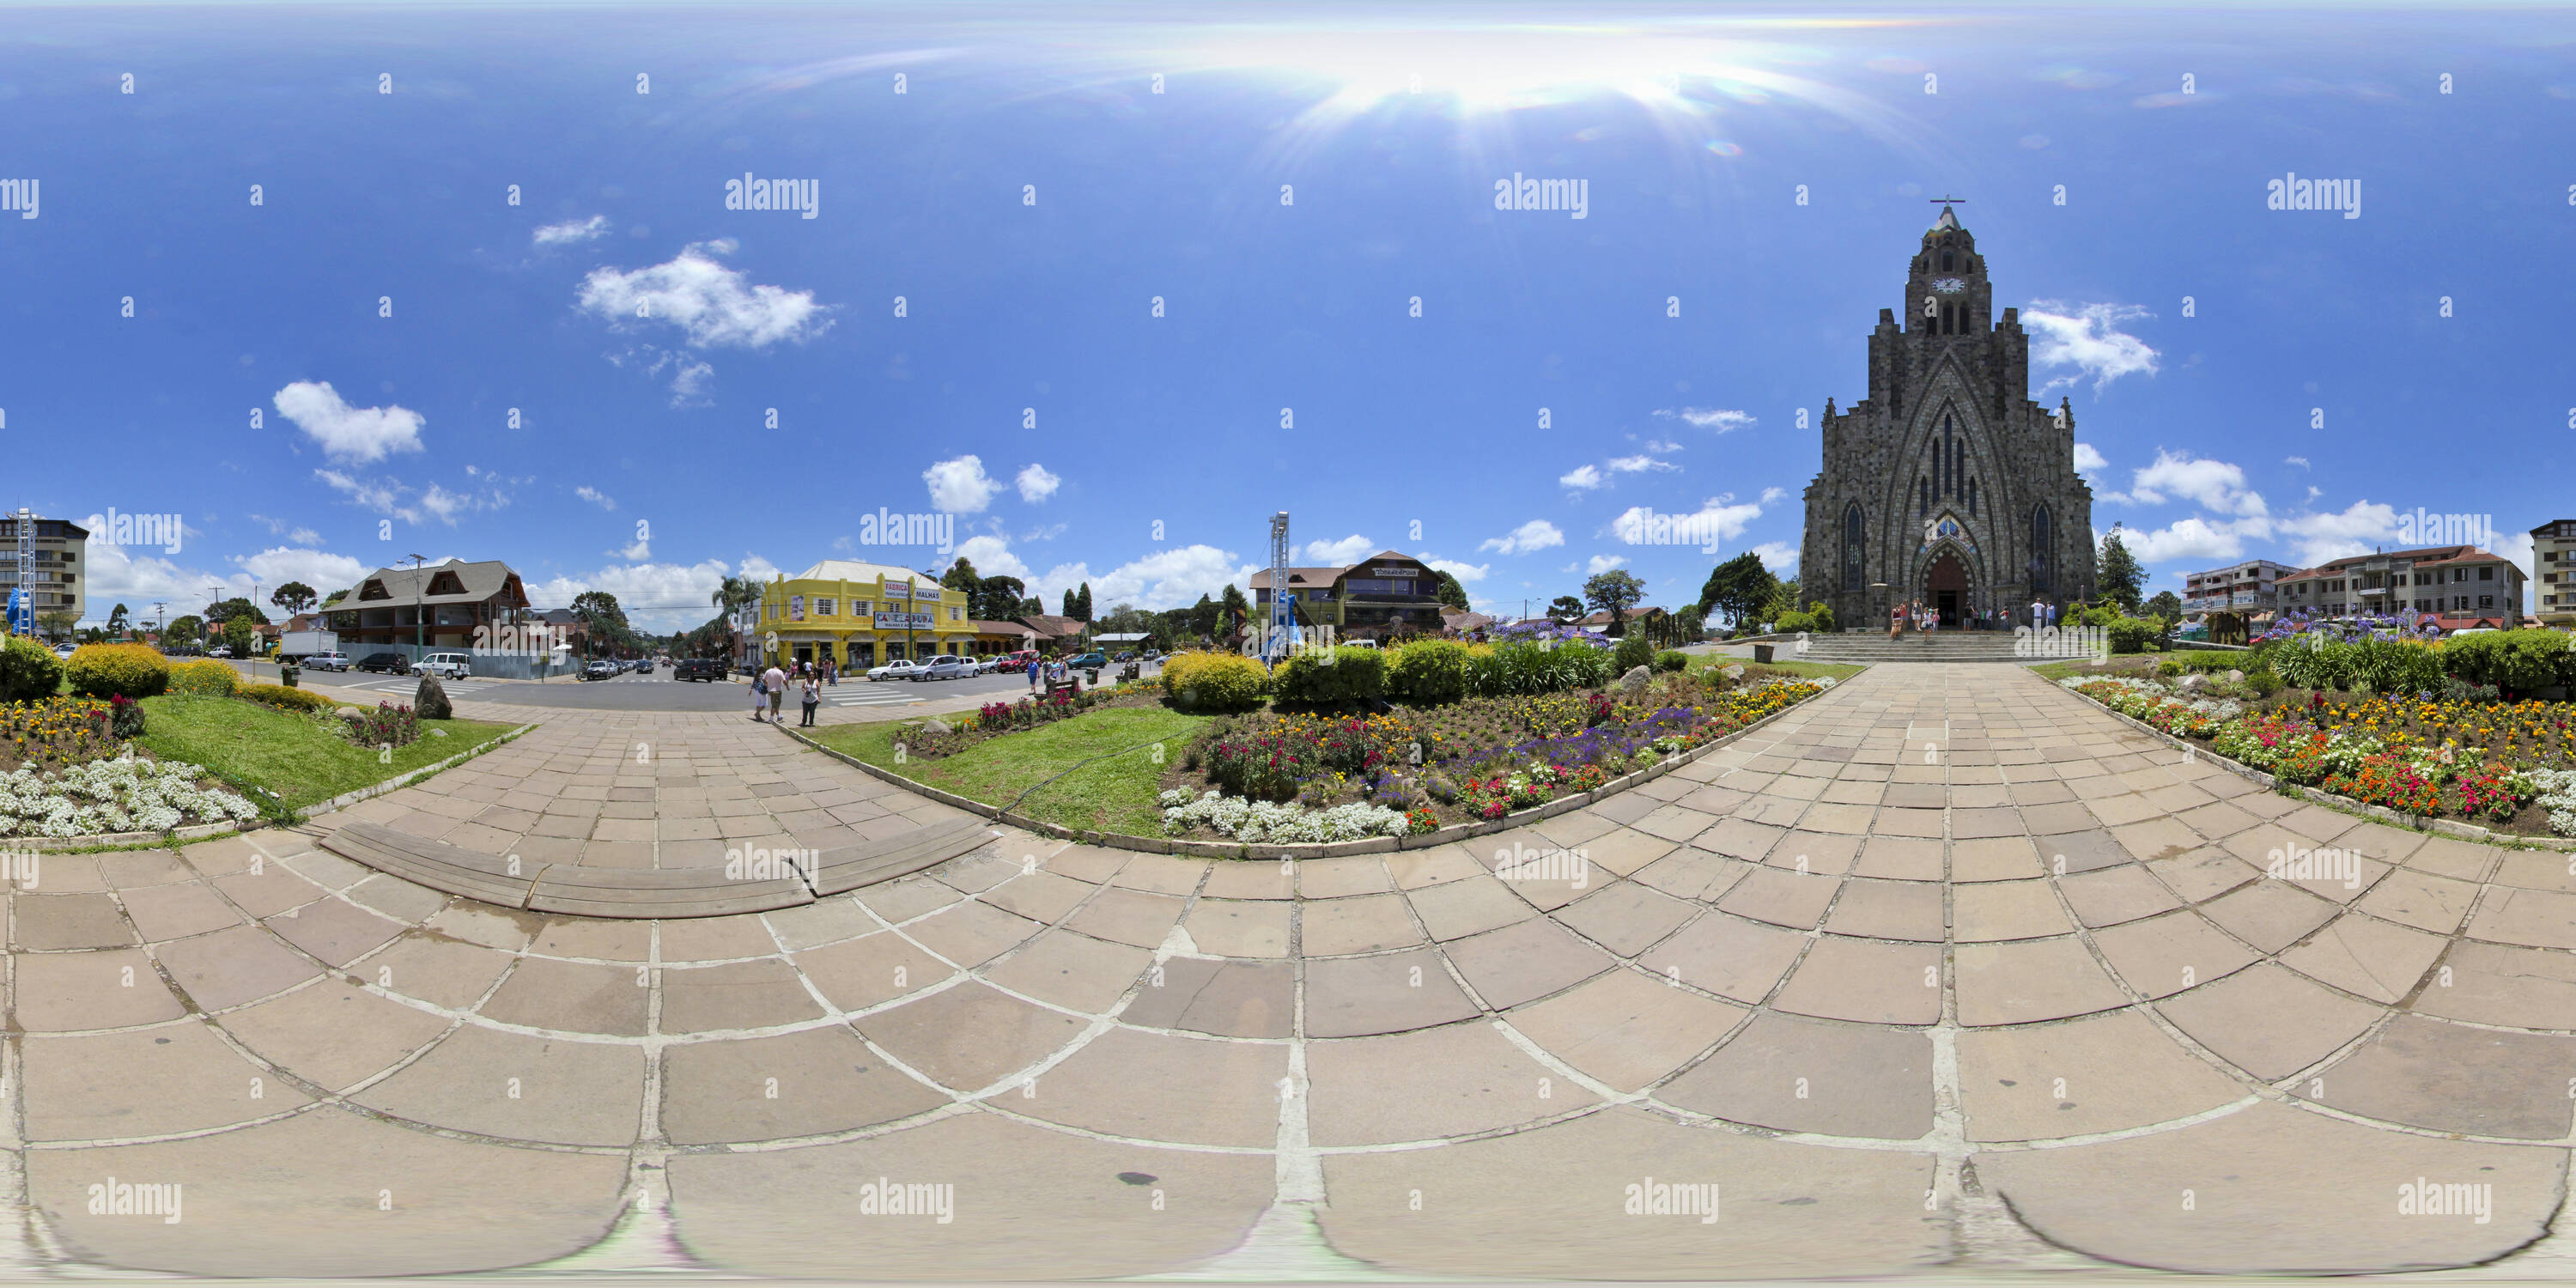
[2531,519,2576,627]
[0,511,88,628]
[2180,559,2296,614]
[2275,544,2524,629]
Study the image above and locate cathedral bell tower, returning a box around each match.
[1906,204,1990,342]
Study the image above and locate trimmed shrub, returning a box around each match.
[238,682,335,713]
[1465,641,1613,696]
[168,659,239,698]
[0,635,65,702]
[1161,652,1267,711]
[1803,600,1838,634]
[2105,617,2161,654]
[2441,629,2566,694]
[1612,635,1655,675]
[2349,638,2444,696]
[1271,646,1388,705]
[1387,639,1471,704]
[65,642,167,699]
[1653,649,1687,672]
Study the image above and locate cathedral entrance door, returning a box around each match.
[1926,552,1968,624]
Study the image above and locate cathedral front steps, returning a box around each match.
[1786,632,2035,664]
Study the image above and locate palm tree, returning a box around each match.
[711,574,760,665]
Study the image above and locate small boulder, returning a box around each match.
[2226,669,2245,683]
[1722,664,1745,679]
[2177,673,2208,694]
[413,675,453,720]
[923,717,954,735]
[1619,665,1652,692]
[335,706,365,719]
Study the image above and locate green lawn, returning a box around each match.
[134,695,516,810]
[809,706,1213,836]
[1686,653,1866,683]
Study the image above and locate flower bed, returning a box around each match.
[1159,673,1832,838]
[2064,675,2576,837]
[893,680,1166,761]
[0,756,260,838]
[0,697,118,773]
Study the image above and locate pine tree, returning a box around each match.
[1061,588,1076,617]
[1074,583,1094,622]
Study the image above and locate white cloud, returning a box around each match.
[1750,541,1801,570]
[73,543,374,625]
[236,547,371,595]
[1302,534,1375,565]
[2024,301,2160,393]
[1479,519,1565,556]
[524,557,759,632]
[2073,442,2109,473]
[1014,463,1061,503]
[613,539,651,562]
[1608,496,1764,548]
[314,469,409,519]
[923,456,1001,513]
[273,380,426,465]
[1586,554,1627,575]
[1606,454,1678,475]
[2123,449,2268,517]
[1642,439,1685,454]
[1416,555,1488,584]
[1655,407,1755,433]
[575,240,833,349]
[1033,544,1254,612]
[951,534,1031,581]
[533,215,611,246]
[575,486,617,511]
[2284,456,2312,469]
[1759,486,1788,504]
[2120,516,2258,564]
[1559,465,1606,490]
[2275,501,2398,568]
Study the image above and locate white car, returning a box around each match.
[52,643,75,659]
[868,659,925,682]
[208,646,234,659]
[914,654,975,680]
[415,652,474,680]
[305,651,353,671]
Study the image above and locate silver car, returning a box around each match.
[913,654,975,680]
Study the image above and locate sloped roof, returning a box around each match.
[351,559,526,608]
[789,559,942,587]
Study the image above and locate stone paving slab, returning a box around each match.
[9,666,2576,1279]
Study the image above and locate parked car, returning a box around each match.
[914,654,975,680]
[672,658,726,682]
[1114,651,1136,663]
[52,643,76,659]
[583,659,617,680]
[1066,651,1107,671]
[868,659,924,682]
[305,651,353,671]
[208,645,234,659]
[976,656,1008,675]
[415,653,474,680]
[1142,649,1162,662]
[355,651,410,674]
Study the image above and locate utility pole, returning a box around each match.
[408,554,428,656]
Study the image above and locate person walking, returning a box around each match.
[799,674,820,727]
[750,670,769,723]
[762,659,787,724]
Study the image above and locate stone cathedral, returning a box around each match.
[1799,205,2096,628]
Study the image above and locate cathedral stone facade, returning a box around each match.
[1799,207,2095,629]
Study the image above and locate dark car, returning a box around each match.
[673,658,726,683]
[355,651,410,674]
[1067,651,1108,671]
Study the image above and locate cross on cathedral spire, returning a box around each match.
[1929,196,1966,229]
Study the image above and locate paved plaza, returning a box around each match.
[3,662,2572,1279]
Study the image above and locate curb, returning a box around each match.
[0,820,242,853]
[776,682,1826,860]
[2062,685,2576,852]
[301,721,540,819]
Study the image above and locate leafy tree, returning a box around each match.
[1018,595,1043,616]
[220,615,257,654]
[2143,589,2183,623]
[1188,593,1220,641]
[1544,595,1584,623]
[270,581,318,617]
[1219,583,1250,641]
[1697,552,1777,629]
[205,597,270,626]
[106,603,131,636]
[1582,569,1648,637]
[940,556,981,601]
[35,610,76,642]
[975,574,1026,622]
[1671,605,1709,646]
[2097,530,2146,613]
[165,615,204,647]
[711,575,761,659]
[1432,570,1470,611]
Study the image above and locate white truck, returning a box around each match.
[279,629,338,660]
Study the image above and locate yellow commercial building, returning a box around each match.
[757,560,975,670]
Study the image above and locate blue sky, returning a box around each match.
[6,3,2575,629]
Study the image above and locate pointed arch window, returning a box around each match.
[1968,477,1979,515]
[1842,504,1864,592]
[2031,505,2056,595]
[1940,249,1954,271]
[1918,477,1929,519]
